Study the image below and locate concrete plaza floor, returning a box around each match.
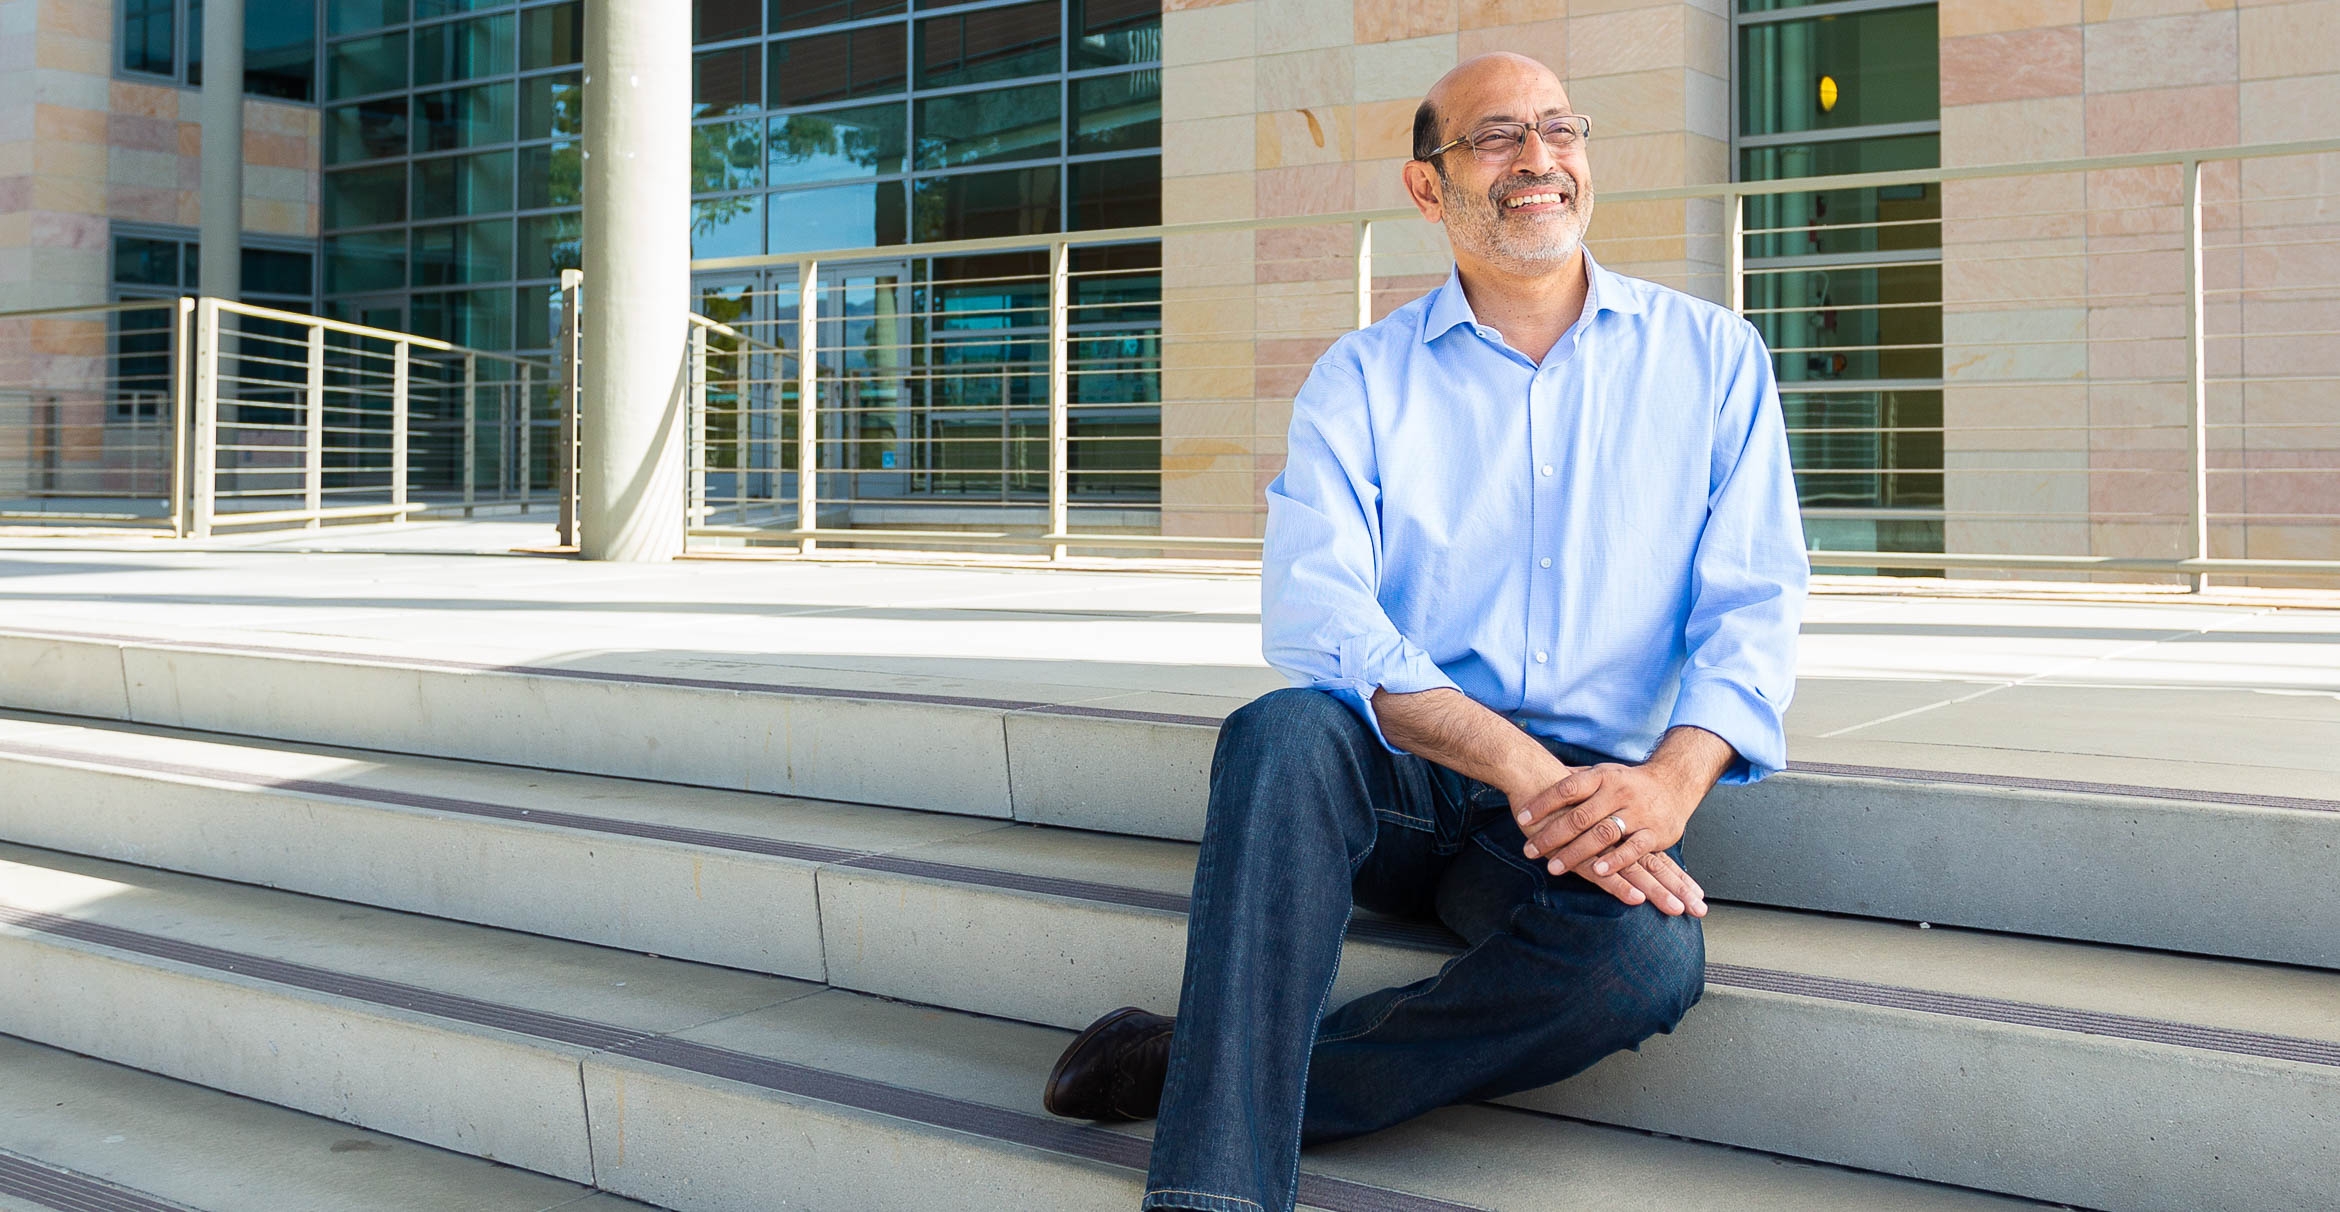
[2,518,2335,801]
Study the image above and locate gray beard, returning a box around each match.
[1441,170,1591,271]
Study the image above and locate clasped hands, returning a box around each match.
[1509,759,1709,918]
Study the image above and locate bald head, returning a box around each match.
[1412,53,1569,163]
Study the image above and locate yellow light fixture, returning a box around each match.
[1818,75,1840,113]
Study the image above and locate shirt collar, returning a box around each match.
[1418,250,1641,345]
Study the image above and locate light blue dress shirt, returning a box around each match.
[1261,254,1809,784]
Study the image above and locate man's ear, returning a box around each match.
[1402,160,1444,223]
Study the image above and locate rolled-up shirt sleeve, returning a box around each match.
[1261,357,1458,753]
[1667,320,1810,783]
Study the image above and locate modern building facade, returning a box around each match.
[2,0,2333,568]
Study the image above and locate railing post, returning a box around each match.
[304,323,324,529]
[1047,240,1071,560]
[689,322,708,533]
[392,339,411,523]
[797,260,819,551]
[518,362,533,511]
[1725,191,1746,316]
[1354,219,1374,331]
[462,351,478,517]
[191,297,219,538]
[170,296,194,537]
[558,268,582,547]
[2183,156,2209,593]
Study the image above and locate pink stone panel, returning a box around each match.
[1256,162,1356,218]
[1941,27,2083,106]
[2082,10,2239,95]
[1254,224,1352,283]
[2084,82,2239,155]
[1356,0,1457,44]
[1458,19,1566,69]
[104,185,178,223]
[106,113,177,154]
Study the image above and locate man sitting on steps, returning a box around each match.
[1041,52,1809,1212]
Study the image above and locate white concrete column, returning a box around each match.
[578,0,690,561]
[198,0,243,302]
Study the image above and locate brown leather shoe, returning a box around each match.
[1041,1006,1175,1121]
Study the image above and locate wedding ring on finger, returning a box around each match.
[1606,814,1628,842]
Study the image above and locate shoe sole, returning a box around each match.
[1041,1005,1154,1121]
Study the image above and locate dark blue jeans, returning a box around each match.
[1140,688,1707,1212]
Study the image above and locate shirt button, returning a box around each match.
[1534,651,1549,664]
[1539,557,1552,568]
[1539,464,1554,477]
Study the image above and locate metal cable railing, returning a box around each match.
[644,135,2340,584]
[0,297,552,537]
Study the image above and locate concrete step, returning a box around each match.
[0,846,2044,1212]
[1,664,2334,969]
[0,1033,652,1212]
[0,721,2334,1209]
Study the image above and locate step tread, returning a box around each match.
[3,711,2329,1057]
[0,850,2040,1211]
[0,1033,653,1212]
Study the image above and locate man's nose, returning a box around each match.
[1514,129,1559,176]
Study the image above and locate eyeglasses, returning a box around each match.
[1423,115,1594,164]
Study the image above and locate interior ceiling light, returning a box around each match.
[1818,75,1840,113]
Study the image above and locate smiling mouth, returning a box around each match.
[1501,191,1569,210]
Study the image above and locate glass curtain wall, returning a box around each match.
[316,0,1162,522]
[1736,0,1942,563]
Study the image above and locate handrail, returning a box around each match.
[689,136,2340,274]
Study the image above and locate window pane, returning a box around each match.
[114,237,182,287]
[415,82,515,151]
[766,182,908,254]
[242,248,315,296]
[246,2,318,101]
[770,0,903,33]
[693,195,766,259]
[417,13,516,86]
[1738,6,1939,138]
[411,287,513,349]
[1071,154,1158,229]
[770,29,906,106]
[912,165,1059,242]
[329,31,407,99]
[520,1,583,69]
[1071,0,1158,71]
[698,0,760,43]
[694,121,763,193]
[1071,70,1157,153]
[518,141,583,209]
[325,164,407,227]
[694,46,761,118]
[413,219,514,286]
[122,0,176,75]
[516,211,582,278]
[330,0,407,36]
[417,0,498,17]
[327,99,410,164]
[520,71,584,139]
[915,84,1058,170]
[768,104,906,186]
[412,149,515,219]
[918,1,1058,88]
[325,231,405,293]
[517,284,563,349]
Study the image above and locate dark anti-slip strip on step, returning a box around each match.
[15,624,2333,815]
[0,1148,194,1212]
[0,904,1485,1212]
[1705,962,2340,1069]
